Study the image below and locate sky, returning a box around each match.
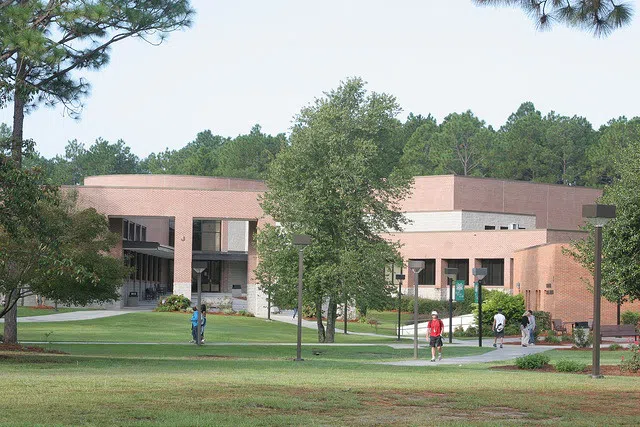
[2,0,640,159]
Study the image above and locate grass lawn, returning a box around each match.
[17,311,406,344]
[337,310,409,336]
[1,343,638,426]
[16,307,91,317]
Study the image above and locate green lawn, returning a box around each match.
[17,312,404,343]
[16,307,90,317]
[337,310,410,336]
[1,343,638,426]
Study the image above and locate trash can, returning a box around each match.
[231,284,242,297]
[127,291,139,307]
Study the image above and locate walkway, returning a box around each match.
[0,309,147,323]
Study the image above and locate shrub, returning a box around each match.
[545,333,562,344]
[237,310,254,317]
[620,341,640,373]
[218,297,233,312]
[572,327,593,348]
[222,308,235,315]
[621,311,640,327]
[532,311,551,331]
[474,291,525,330]
[609,343,622,351]
[515,353,550,369]
[555,359,587,373]
[155,295,191,312]
[504,324,520,336]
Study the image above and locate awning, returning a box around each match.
[123,241,175,259]
[192,251,248,262]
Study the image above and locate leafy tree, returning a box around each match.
[397,115,438,176]
[215,125,286,179]
[0,0,194,166]
[567,138,640,303]
[258,78,412,343]
[544,113,596,185]
[473,0,634,37]
[429,110,494,176]
[586,117,640,186]
[0,164,128,343]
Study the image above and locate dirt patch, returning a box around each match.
[491,364,640,377]
[0,344,67,354]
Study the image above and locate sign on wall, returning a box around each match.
[455,280,465,302]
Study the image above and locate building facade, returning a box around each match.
[69,174,639,322]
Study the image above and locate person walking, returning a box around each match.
[426,311,444,362]
[200,304,207,344]
[492,308,506,348]
[527,310,536,346]
[520,311,530,347]
[190,306,199,344]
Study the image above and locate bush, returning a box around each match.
[474,291,525,330]
[515,353,550,369]
[621,310,640,327]
[609,343,622,351]
[545,333,562,344]
[222,308,235,315]
[620,341,640,373]
[572,328,593,348]
[237,310,254,317]
[155,295,191,312]
[504,324,520,336]
[555,359,587,373]
[532,311,551,331]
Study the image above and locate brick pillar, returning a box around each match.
[435,258,444,288]
[468,258,479,287]
[247,220,258,285]
[504,257,513,290]
[173,215,193,301]
[221,220,229,252]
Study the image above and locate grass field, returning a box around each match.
[2,312,639,426]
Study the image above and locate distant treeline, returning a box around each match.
[7,102,639,187]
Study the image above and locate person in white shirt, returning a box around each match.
[527,310,536,345]
[492,308,506,348]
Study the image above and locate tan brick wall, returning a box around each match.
[514,243,640,325]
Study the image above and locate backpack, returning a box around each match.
[496,322,504,332]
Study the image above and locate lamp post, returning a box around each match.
[472,268,487,347]
[396,272,405,341]
[582,204,616,379]
[193,266,206,347]
[408,260,425,359]
[444,268,458,344]
[293,234,311,362]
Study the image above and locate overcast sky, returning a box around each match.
[2,0,640,159]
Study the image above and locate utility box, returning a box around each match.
[127,291,139,307]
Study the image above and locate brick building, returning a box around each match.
[69,174,639,322]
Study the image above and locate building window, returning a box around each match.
[141,226,147,242]
[129,222,135,241]
[484,225,495,230]
[499,226,508,230]
[123,220,129,240]
[480,259,504,286]
[135,224,141,242]
[169,226,175,247]
[192,260,222,292]
[445,259,468,283]
[192,220,221,252]
[410,259,435,285]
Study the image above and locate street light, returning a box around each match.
[408,260,425,359]
[444,268,458,344]
[583,204,616,379]
[192,266,206,347]
[472,267,488,347]
[395,272,405,341]
[293,234,311,362]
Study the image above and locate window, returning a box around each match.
[123,220,129,240]
[192,260,222,292]
[129,222,135,241]
[480,259,504,286]
[410,259,435,285]
[192,220,221,252]
[445,259,469,283]
[135,224,141,242]
[484,225,495,230]
[169,227,175,247]
[499,226,508,230]
[141,226,147,242]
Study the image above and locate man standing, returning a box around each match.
[426,311,444,362]
[492,308,506,348]
[190,306,199,344]
[527,310,536,346]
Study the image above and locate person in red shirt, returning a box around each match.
[426,310,444,362]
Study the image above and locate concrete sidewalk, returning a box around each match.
[0,309,144,323]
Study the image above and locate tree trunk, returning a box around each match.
[325,298,337,343]
[315,300,325,343]
[11,54,27,167]
[3,299,18,344]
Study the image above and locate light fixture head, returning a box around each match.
[582,204,616,227]
[472,267,487,281]
[408,260,425,273]
[444,267,458,280]
[292,234,312,247]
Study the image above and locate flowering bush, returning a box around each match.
[620,341,640,373]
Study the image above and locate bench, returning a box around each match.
[600,324,638,340]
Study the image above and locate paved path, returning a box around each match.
[0,309,146,323]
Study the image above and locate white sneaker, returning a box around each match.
[438,354,442,361]
[430,358,435,362]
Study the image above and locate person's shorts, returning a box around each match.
[429,336,443,347]
[494,329,505,338]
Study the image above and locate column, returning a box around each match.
[172,215,193,301]
[435,258,444,288]
[504,257,513,290]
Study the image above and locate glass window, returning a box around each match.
[192,220,202,251]
[129,222,135,241]
[445,259,469,283]
[201,220,221,251]
[135,224,141,242]
[481,259,504,286]
[192,260,222,292]
[141,226,147,242]
[123,220,129,240]
[410,259,435,285]
[169,227,175,247]
[484,225,495,230]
